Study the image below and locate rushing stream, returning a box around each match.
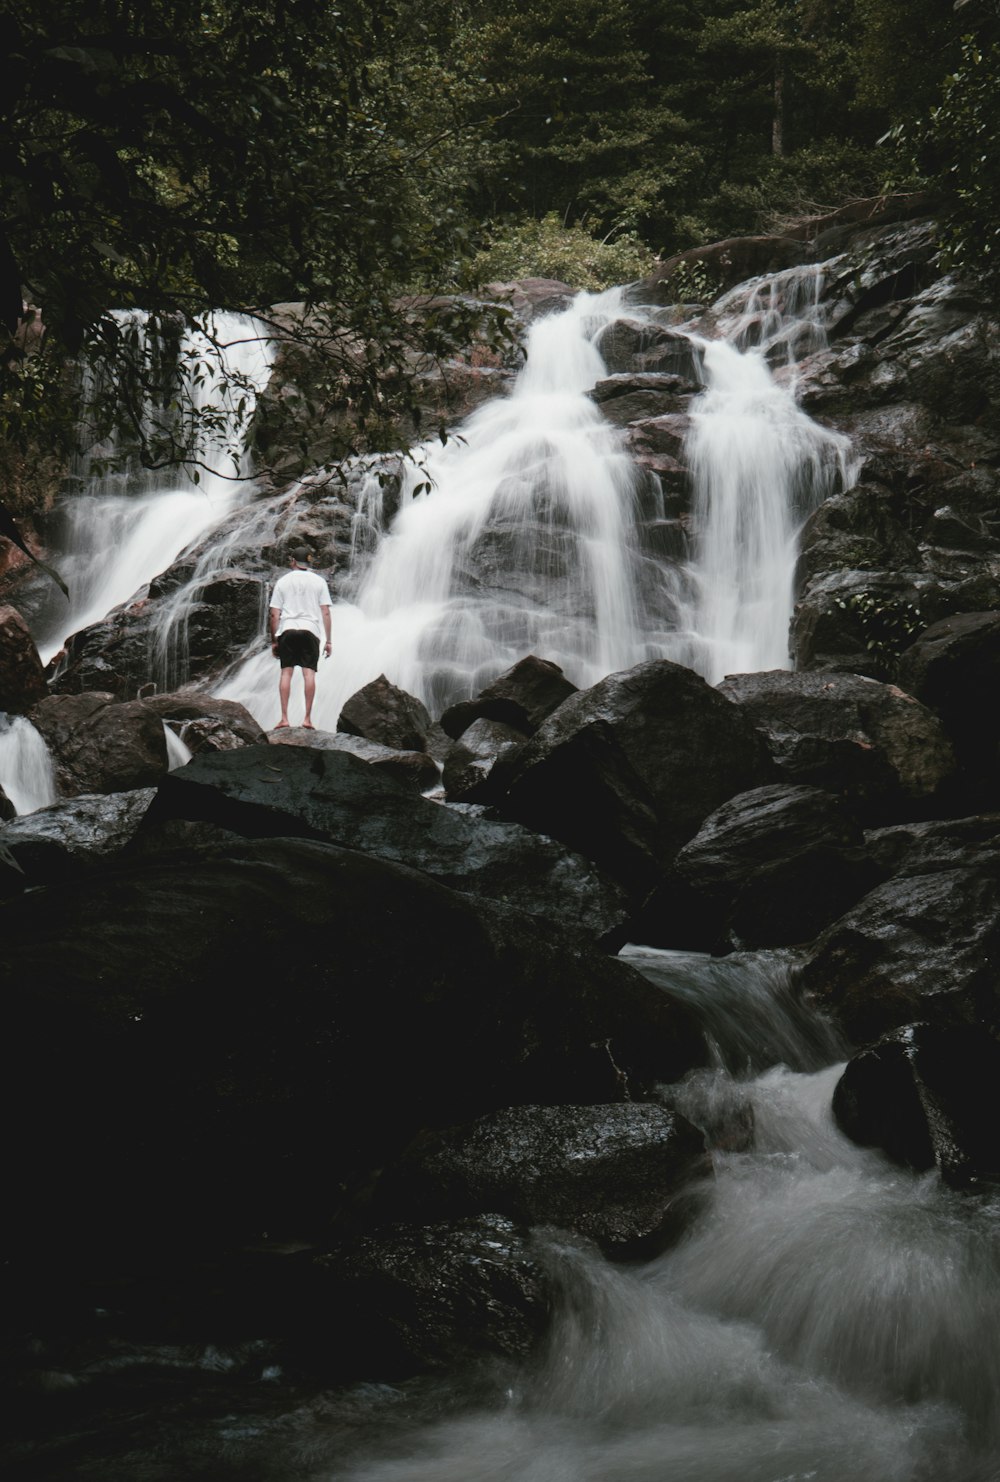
[6,267,997,1479]
[11,949,999,1482]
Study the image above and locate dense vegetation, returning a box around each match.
[0,0,997,516]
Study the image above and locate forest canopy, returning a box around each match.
[1,0,997,487]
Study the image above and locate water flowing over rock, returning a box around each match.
[29,691,168,796]
[10,210,1000,1482]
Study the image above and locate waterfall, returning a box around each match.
[0,714,57,814]
[217,268,853,729]
[667,265,855,684]
[24,312,275,667]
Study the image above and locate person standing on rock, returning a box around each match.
[269,547,333,729]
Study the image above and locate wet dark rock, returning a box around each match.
[136,742,631,943]
[670,783,879,950]
[442,717,526,802]
[0,603,48,712]
[374,1103,706,1259]
[625,413,690,471]
[590,372,694,427]
[596,319,697,377]
[0,834,24,897]
[28,691,168,796]
[270,726,440,792]
[0,788,156,884]
[174,571,267,680]
[798,863,1000,1045]
[718,670,955,825]
[440,655,577,741]
[896,611,1000,803]
[140,692,267,753]
[833,1023,1000,1187]
[338,673,432,753]
[314,1215,551,1374]
[0,780,15,821]
[1,835,705,1268]
[49,596,157,699]
[493,659,773,898]
[795,486,922,594]
[863,814,1000,878]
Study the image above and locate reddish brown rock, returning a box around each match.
[0,604,47,713]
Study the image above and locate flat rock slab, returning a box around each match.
[140,742,628,943]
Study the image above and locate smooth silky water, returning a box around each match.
[19,951,998,1482]
[217,270,853,726]
[22,312,275,668]
[9,269,998,1477]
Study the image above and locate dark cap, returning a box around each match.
[289,545,312,564]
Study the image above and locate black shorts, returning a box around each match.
[276,629,320,670]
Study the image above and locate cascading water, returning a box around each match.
[317,950,1000,1482]
[25,947,997,1481]
[0,714,56,814]
[667,265,855,684]
[218,288,668,727]
[23,312,274,667]
[217,267,853,728]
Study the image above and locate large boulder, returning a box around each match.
[373,1102,706,1259]
[442,716,526,802]
[440,655,577,741]
[338,673,432,753]
[493,659,773,897]
[314,1215,552,1375]
[667,783,879,950]
[0,788,156,884]
[28,691,168,796]
[896,611,1000,802]
[833,1023,1000,1187]
[1,835,705,1268]
[270,725,440,792]
[0,604,47,712]
[139,691,267,754]
[136,742,631,944]
[798,861,1000,1045]
[718,670,956,824]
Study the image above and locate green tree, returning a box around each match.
[0,0,504,524]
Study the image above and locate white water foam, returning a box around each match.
[0,714,57,814]
[28,312,274,666]
[218,267,854,729]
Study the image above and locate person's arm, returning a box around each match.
[269,604,282,651]
[321,604,332,657]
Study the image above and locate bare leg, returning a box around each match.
[302,667,317,728]
[276,667,294,727]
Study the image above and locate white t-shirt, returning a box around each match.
[270,567,334,639]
